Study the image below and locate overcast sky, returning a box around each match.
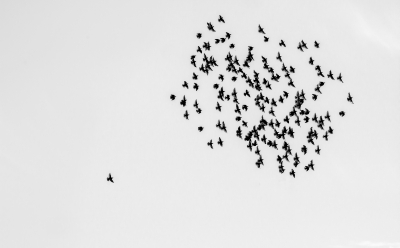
[0,0,399,248]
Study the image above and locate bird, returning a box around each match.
[327,70,334,80]
[301,145,307,154]
[325,111,331,122]
[308,160,315,170]
[198,126,204,132]
[184,110,189,119]
[289,169,295,178]
[207,140,213,149]
[107,173,114,183]
[207,22,215,32]
[218,137,223,146]
[347,93,354,103]
[218,15,225,23]
[339,111,345,117]
[258,25,265,34]
[279,40,286,47]
[170,94,176,100]
[314,41,319,48]
[196,33,202,39]
[315,145,321,155]
[216,102,222,112]
[264,36,269,42]
[337,73,343,82]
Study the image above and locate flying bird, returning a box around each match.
[107,173,114,183]
[218,15,225,23]
[258,25,265,34]
[218,137,224,146]
[347,93,354,103]
[207,140,213,149]
[289,169,295,178]
[207,22,215,32]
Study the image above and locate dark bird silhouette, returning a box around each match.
[284,115,290,124]
[198,126,203,132]
[193,100,199,109]
[337,73,343,82]
[247,140,253,151]
[290,66,295,73]
[107,173,114,183]
[309,57,314,65]
[218,137,223,146]
[327,70,334,80]
[328,126,334,134]
[301,40,308,49]
[184,110,189,120]
[325,111,331,122]
[339,111,345,117]
[276,52,282,62]
[193,83,199,91]
[312,94,318,101]
[192,73,198,80]
[235,104,242,115]
[269,107,275,117]
[297,43,304,52]
[258,24,265,34]
[196,33,202,39]
[207,140,213,149]
[218,15,225,23]
[218,74,224,81]
[323,132,329,141]
[264,36,269,42]
[255,146,260,155]
[226,32,231,39]
[229,44,235,49]
[301,145,307,154]
[207,22,215,32]
[221,122,227,132]
[289,169,295,178]
[314,41,319,48]
[315,145,321,155]
[182,81,188,89]
[180,95,186,107]
[197,46,202,53]
[315,85,322,94]
[216,102,222,112]
[308,160,315,170]
[279,40,286,47]
[170,94,176,100]
[347,93,354,104]
[261,135,267,144]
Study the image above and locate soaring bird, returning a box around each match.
[107,173,114,183]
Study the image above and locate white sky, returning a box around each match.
[0,0,399,248]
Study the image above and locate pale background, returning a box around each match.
[0,0,399,248]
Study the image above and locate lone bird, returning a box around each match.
[347,93,354,104]
[107,173,114,183]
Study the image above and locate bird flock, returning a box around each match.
[170,15,354,178]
